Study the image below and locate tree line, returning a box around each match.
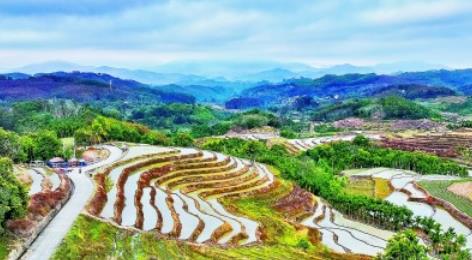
[307,135,468,176]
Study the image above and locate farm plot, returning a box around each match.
[302,198,394,256]
[419,180,472,217]
[23,168,62,196]
[87,145,275,246]
[285,133,381,153]
[349,168,472,249]
[28,169,44,195]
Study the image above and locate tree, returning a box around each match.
[74,128,94,146]
[377,229,428,260]
[172,132,194,147]
[0,157,28,234]
[0,128,21,160]
[280,128,297,138]
[141,131,171,146]
[32,130,62,160]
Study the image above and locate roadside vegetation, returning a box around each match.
[0,158,28,234]
[0,158,29,259]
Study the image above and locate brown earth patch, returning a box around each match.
[274,186,315,219]
[447,181,472,201]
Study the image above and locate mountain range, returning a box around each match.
[0,71,194,104]
[1,63,471,109]
[228,69,472,108]
[2,60,447,85]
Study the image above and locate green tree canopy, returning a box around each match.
[378,229,428,260]
[0,157,28,234]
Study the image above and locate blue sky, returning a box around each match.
[0,0,471,70]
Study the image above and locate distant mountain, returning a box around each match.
[153,84,240,103]
[1,73,31,80]
[151,60,314,79]
[8,61,221,86]
[240,68,299,83]
[371,84,457,99]
[238,69,472,107]
[225,97,264,110]
[8,60,446,85]
[3,61,454,104]
[0,72,195,104]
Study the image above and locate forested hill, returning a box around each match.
[234,69,472,107]
[0,72,195,104]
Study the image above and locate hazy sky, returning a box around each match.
[0,0,471,69]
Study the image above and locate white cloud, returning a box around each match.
[361,0,472,24]
[0,0,471,69]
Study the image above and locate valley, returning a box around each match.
[2,68,472,259]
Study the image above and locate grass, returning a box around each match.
[344,178,375,197]
[374,178,392,199]
[61,137,75,150]
[344,176,392,199]
[52,215,209,260]
[418,180,472,218]
[0,234,13,260]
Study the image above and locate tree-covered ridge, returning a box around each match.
[0,72,195,104]
[239,69,472,107]
[128,103,229,131]
[371,84,457,100]
[0,100,96,137]
[312,96,440,121]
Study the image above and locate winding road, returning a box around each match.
[20,145,123,260]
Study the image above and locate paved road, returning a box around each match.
[20,145,122,260]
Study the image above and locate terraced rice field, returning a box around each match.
[302,198,394,256]
[419,180,472,217]
[28,169,44,195]
[349,168,472,249]
[285,134,381,153]
[304,167,472,254]
[27,168,62,195]
[87,145,275,246]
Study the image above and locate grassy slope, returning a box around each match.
[418,180,472,218]
[0,235,13,260]
[52,166,366,260]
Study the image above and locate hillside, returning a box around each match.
[153,84,240,103]
[238,69,472,107]
[371,84,457,99]
[0,72,195,104]
[312,96,439,121]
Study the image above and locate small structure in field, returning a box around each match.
[29,160,45,168]
[68,158,80,167]
[82,149,99,163]
[48,157,65,168]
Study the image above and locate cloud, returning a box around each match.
[0,0,157,16]
[361,0,472,25]
[0,0,471,69]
